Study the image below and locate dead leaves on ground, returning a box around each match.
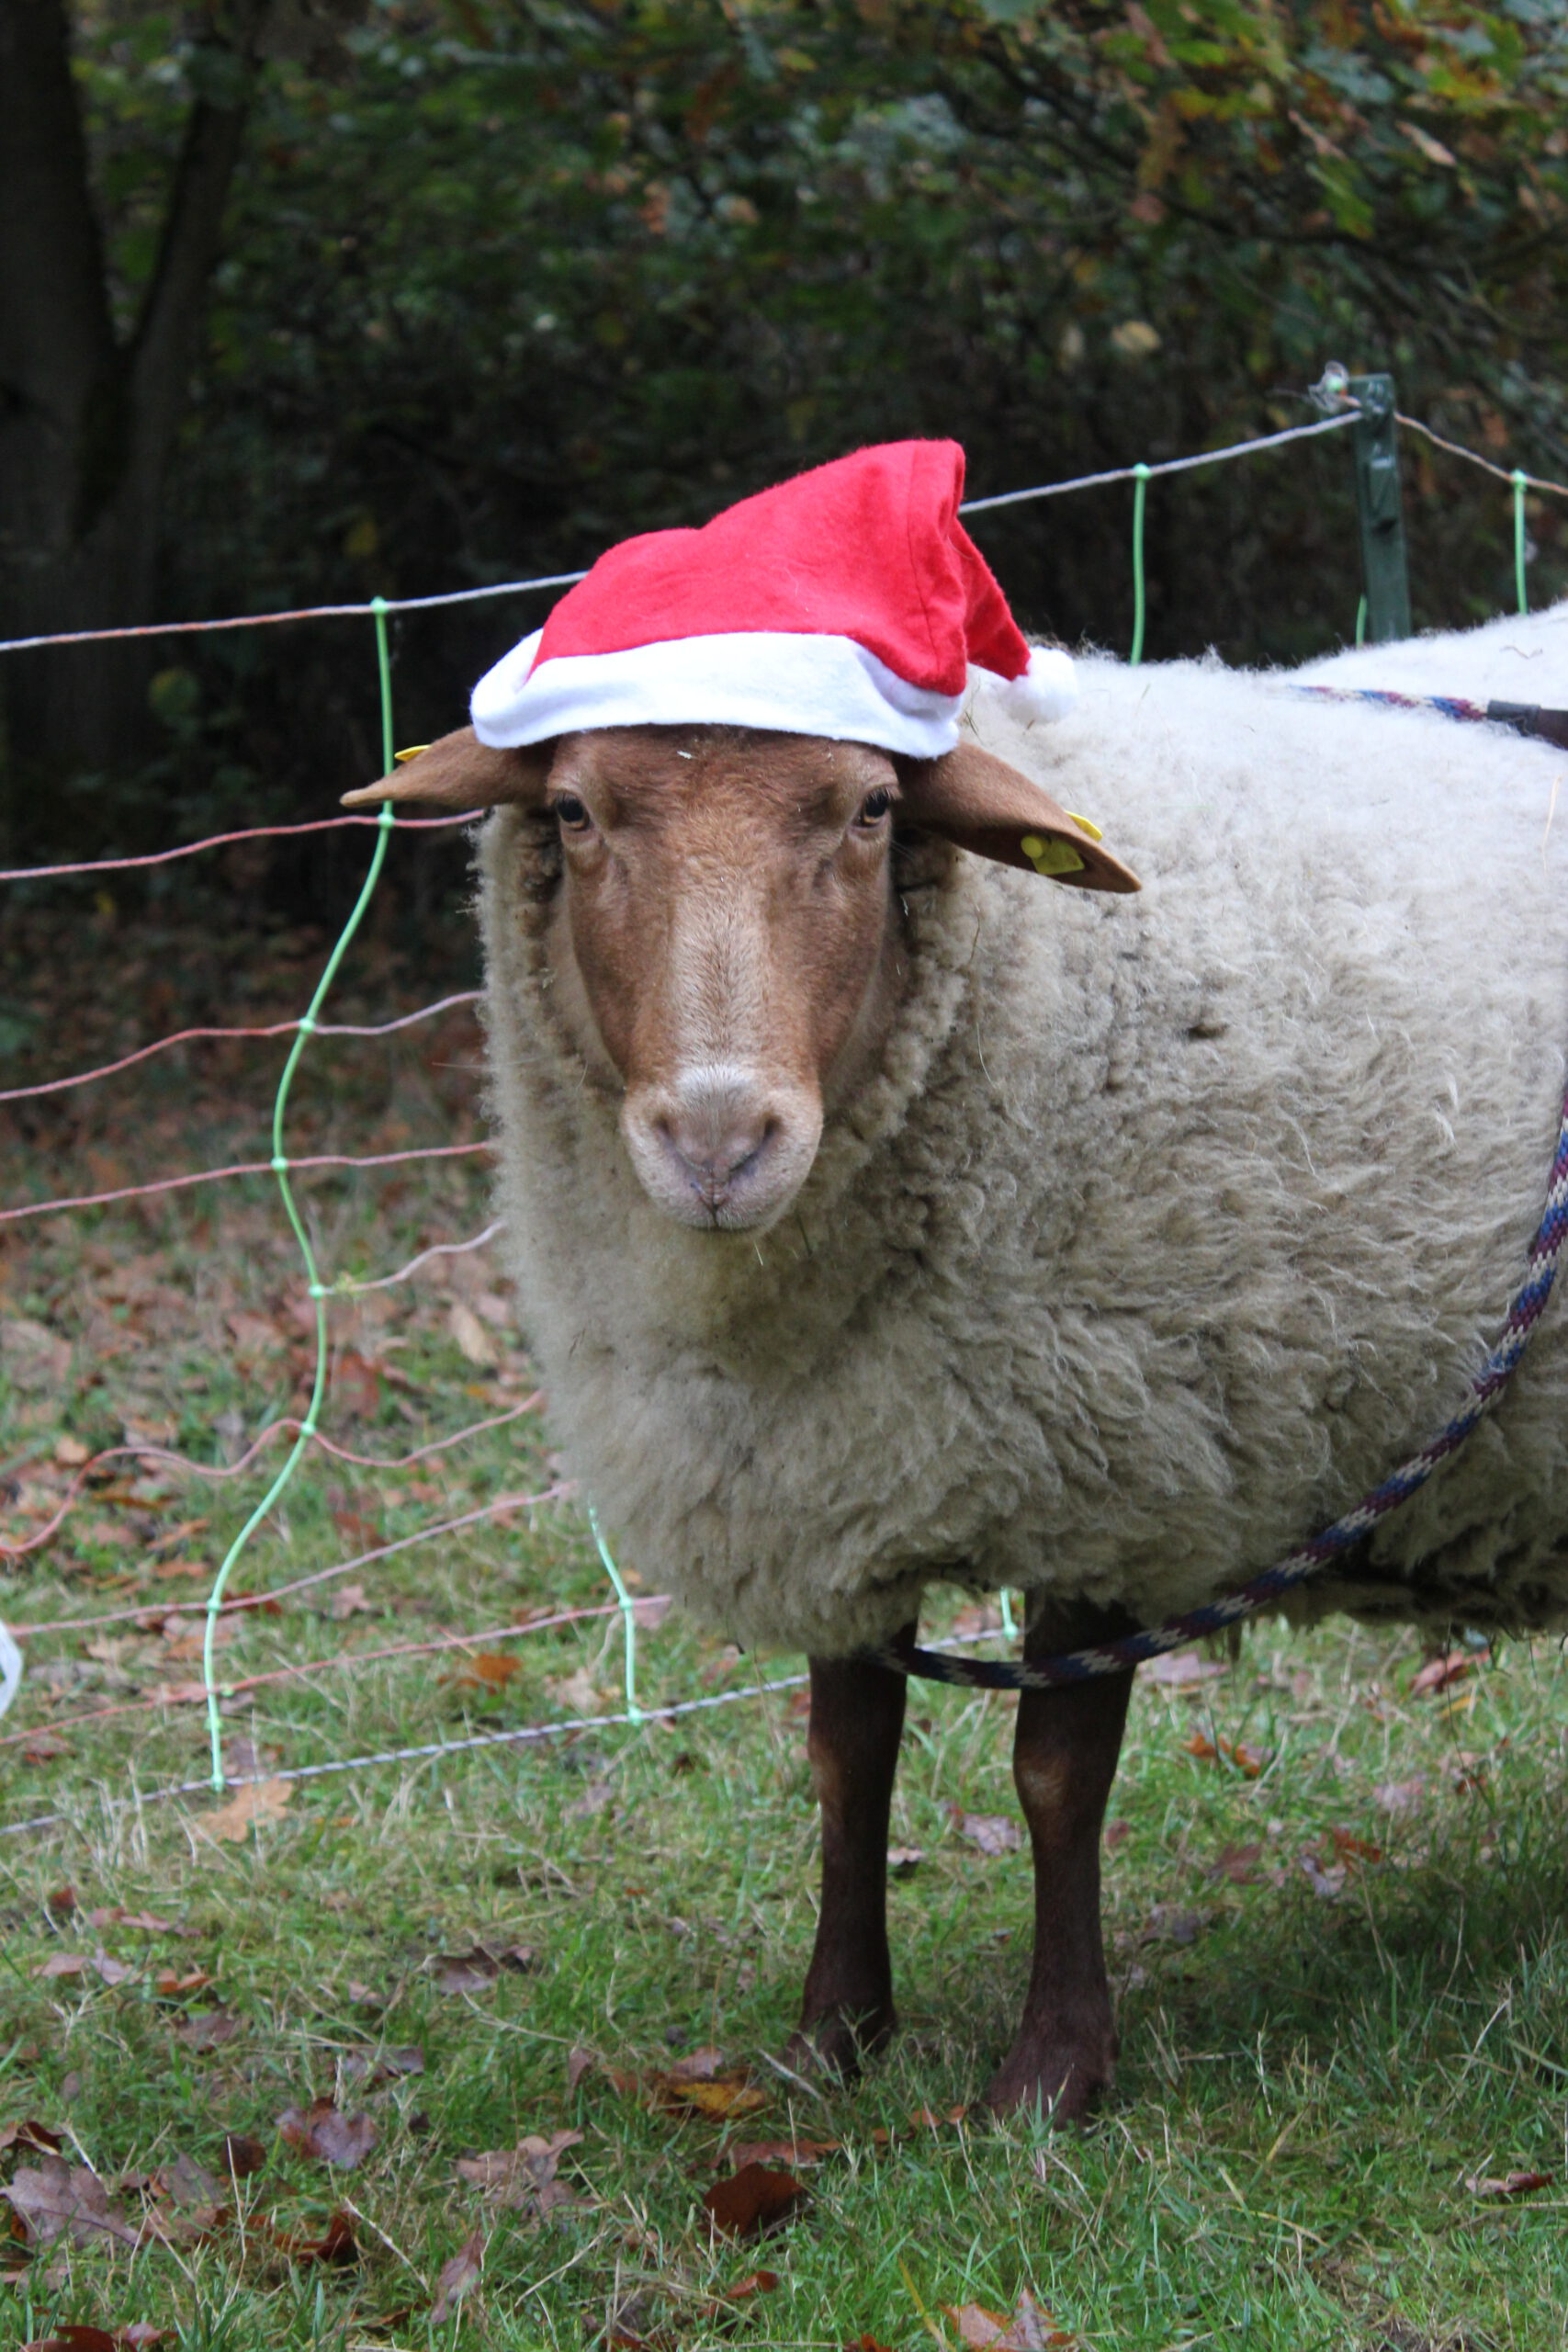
[702,2161,807,2238]
[429,2229,485,2323]
[944,2290,1076,2348]
[194,1779,293,1844]
[428,1942,536,1993]
[2,2159,140,2251]
[1466,2166,1552,2197]
[454,2129,581,2216]
[20,2324,162,2352]
[277,2098,378,2170]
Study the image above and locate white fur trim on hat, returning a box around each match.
[471,628,970,759]
[989,645,1079,726]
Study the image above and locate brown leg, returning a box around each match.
[984,1605,1134,2123]
[784,1634,911,2078]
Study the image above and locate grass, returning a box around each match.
[2,907,1566,2351]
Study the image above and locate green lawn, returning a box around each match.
[2,916,1564,2351]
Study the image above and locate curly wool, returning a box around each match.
[478,618,1568,1658]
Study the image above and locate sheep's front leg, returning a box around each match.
[984,1607,1134,2123]
[785,1634,911,2077]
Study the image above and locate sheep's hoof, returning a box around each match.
[981,2021,1116,2126]
[783,2001,896,2082]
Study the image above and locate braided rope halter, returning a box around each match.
[868,1080,1568,1697]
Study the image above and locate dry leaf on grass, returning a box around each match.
[1183,1731,1268,1778]
[329,1581,377,1621]
[152,1968,214,1997]
[649,2048,766,2120]
[20,2327,161,2352]
[547,1666,609,1715]
[567,2045,595,2091]
[20,1732,73,1763]
[944,2290,1075,2348]
[448,1301,499,1367]
[0,2120,63,2156]
[701,2161,807,2238]
[430,1943,536,1992]
[34,1952,136,1985]
[1205,1842,1263,1885]
[1373,1776,1428,1815]
[1146,1648,1226,1689]
[175,2007,241,2052]
[455,1650,523,1689]
[341,2045,423,2085]
[88,1906,189,1936]
[1411,1651,1474,1697]
[455,2129,582,2214]
[951,1807,1022,1856]
[887,1846,926,1872]
[2,2157,140,2250]
[429,2230,485,2323]
[727,2137,840,2169]
[195,1779,293,1843]
[269,2208,358,2267]
[220,2132,267,2177]
[277,2098,378,2170]
[1467,2167,1552,2197]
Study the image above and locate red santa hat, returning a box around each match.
[469,439,1077,760]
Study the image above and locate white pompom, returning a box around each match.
[991,645,1077,726]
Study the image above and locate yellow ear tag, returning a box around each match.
[393,744,432,765]
[1066,810,1103,842]
[1020,831,1086,876]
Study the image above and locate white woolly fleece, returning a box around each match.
[478,622,1568,1658]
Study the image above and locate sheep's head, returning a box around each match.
[345,723,1135,1232]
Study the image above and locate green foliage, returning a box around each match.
[42,0,1568,837]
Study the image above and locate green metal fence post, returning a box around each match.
[1347,372,1411,644]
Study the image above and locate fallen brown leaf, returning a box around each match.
[455,2129,582,2214]
[448,1300,498,1368]
[195,1779,293,1843]
[153,1968,214,1997]
[951,1807,1022,1857]
[1206,1842,1262,1885]
[21,2327,119,2352]
[887,1846,926,1872]
[1183,1731,1268,1778]
[271,2207,358,2266]
[566,2045,595,2091]
[1373,1775,1428,1815]
[1330,1828,1384,1864]
[1467,2167,1551,2197]
[728,2137,840,2169]
[702,2161,806,2238]
[429,2229,485,2323]
[341,2045,423,2086]
[944,2290,1074,2348]
[430,1943,536,1992]
[88,1906,187,1935]
[34,1951,135,1986]
[0,2120,63,2156]
[456,1650,523,1688]
[45,1886,76,1916]
[20,1732,73,1763]
[2,2156,140,2249]
[175,2007,242,2052]
[220,2132,267,2177]
[277,2098,378,2170]
[1411,1651,1472,1697]
[329,1581,377,1621]
[1146,1648,1226,1689]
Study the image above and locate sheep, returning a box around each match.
[346,598,1568,2120]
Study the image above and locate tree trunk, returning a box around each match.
[0,0,254,793]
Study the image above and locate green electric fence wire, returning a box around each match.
[1513,470,1529,616]
[588,1501,645,1723]
[1129,464,1150,667]
[201,599,399,1788]
[1355,594,1368,648]
[999,1589,1018,1643]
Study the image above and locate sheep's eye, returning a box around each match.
[552,794,592,831]
[854,786,893,830]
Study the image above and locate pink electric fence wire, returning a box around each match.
[0,1593,662,1750]
[0,991,482,1104]
[0,810,480,886]
[1,1390,542,1573]
[0,1139,491,1227]
[8,1482,569,1635]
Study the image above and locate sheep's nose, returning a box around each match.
[654,1069,781,1209]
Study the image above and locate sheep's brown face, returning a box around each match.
[542,726,907,1231]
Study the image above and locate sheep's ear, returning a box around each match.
[341,727,555,811]
[896,742,1140,893]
